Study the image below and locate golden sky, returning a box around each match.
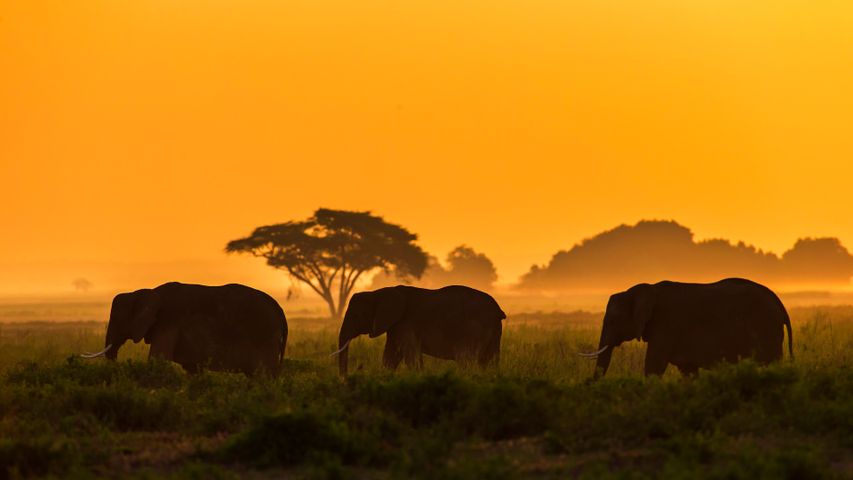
[2,0,853,296]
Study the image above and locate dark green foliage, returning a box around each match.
[7,356,185,389]
[1,317,851,478]
[428,455,517,480]
[349,372,471,428]
[655,434,835,480]
[222,411,359,466]
[461,378,562,440]
[2,360,851,478]
[0,438,78,480]
[128,463,239,480]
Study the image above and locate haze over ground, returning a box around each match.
[2,1,853,297]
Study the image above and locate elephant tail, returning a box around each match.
[784,310,793,360]
[278,309,288,367]
[279,323,287,366]
[768,289,793,360]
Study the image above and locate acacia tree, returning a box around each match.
[72,278,93,292]
[226,208,428,320]
[444,245,498,290]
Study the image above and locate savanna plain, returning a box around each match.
[1,305,851,479]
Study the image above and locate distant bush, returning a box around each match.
[371,245,499,292]
[520,220,853,291]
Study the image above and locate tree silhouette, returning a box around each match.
[226,208,428,320]
[370,245,498,291]
[72,278,93,292]
[443,245,498,290]
[782,237,853,284]
[519,220,853,291]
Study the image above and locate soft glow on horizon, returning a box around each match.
[2,1,852,296]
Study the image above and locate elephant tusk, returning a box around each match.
[576,345,609,358]
[80,344,112,359]
[329,339,352,357]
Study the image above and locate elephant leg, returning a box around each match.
[755,339,782,365]
[478,347,499,368]
[388,327,420,370]
[403,352,417,369]
[382,342,404,370]
[644,342,668,376]
[148,326,180,361]
[478,327,502,368]
[402,340,421,370]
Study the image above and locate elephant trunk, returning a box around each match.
[103,323,124,361]
[592,321,613,379]
[338,337,350,376]
[337,307,364,376]
[593,345,613,378]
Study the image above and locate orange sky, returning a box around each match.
[2,1,853,297]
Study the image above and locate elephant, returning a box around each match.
[335,285,506,375]
[581,278,793,377]
[82,282,287,375]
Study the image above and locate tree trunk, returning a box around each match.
[321,293,341,322]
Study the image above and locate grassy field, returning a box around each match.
[0,307,851,479]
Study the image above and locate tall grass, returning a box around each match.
[0,307,850,478]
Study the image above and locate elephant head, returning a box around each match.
[586,283,655,377]
[336,286,406,376]
[82,289,161,360]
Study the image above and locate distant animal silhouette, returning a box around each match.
[334,285,506,375]
[82,282,287,375]
[580,278,793,377]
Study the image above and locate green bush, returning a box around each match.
[0,438,78,479]
[222,411,363,467]
[0,315,851,478]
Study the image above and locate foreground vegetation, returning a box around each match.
[1,307,851,479]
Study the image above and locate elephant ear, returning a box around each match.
[630,284,656,341]
[369,287,406,338]
[130,289,162,343]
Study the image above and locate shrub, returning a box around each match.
[0,438,77,479]
[221,411,362,467]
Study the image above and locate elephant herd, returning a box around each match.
[82,278,794,378]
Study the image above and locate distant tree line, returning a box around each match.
[370,245,498,292]
[519,220,853,291]
[228,212,853,320]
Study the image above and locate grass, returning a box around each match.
[0,307,851,478]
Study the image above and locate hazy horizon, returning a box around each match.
[3,218,853,302]
[3,1,853,298]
